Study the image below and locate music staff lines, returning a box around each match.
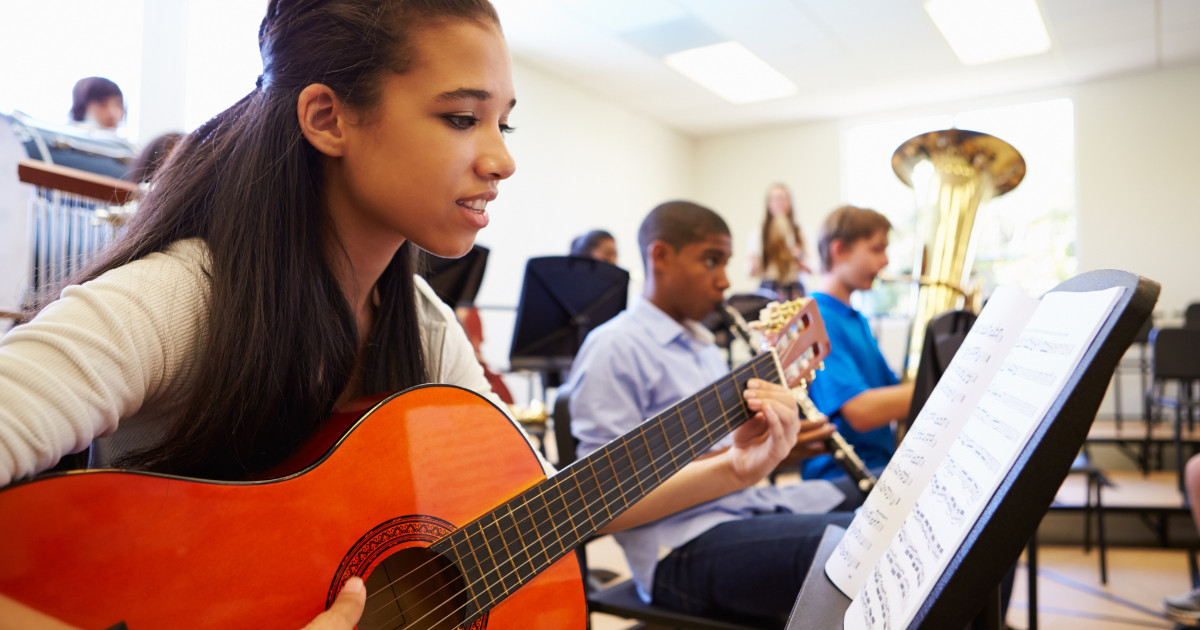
[1001,363,1055,387]
[985,389,1037,417]
[969,406,1019,441]
[1014,333,1073,356]
[958,435,1000,472]
[929,473,967,526]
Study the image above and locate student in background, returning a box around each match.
[0,3,806,627]
[569,228,618,265]
[568,200,856,625]
[69,77,126,131]
[748,183,810,300]
[802,205,914,484]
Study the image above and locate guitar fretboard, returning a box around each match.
[432,350,783,621]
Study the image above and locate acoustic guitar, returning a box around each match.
[0,299,830,629]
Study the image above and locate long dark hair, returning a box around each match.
[760,183,804,272]
[41,0,501,480]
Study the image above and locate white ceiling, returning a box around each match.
[490,0,1200,137]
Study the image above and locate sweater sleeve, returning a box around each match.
[413,277,554,474]
[0,243,209,486]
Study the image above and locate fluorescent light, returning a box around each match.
[925,0,1051,65]
[664,41,798,104]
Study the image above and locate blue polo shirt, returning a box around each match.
[801,292,899,480]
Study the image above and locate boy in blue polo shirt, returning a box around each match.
[801,205,914,483]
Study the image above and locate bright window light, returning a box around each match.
[664,41,797,104]
[924,0,1051,65]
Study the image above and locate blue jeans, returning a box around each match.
[651,510,856,624]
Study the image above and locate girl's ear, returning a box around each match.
[297,83,347,157]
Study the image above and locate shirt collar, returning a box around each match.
[630,297,717,347]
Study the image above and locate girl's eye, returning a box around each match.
[443,114,479,130]
[499,123,516,134]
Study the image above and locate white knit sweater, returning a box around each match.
[0,239,537,486]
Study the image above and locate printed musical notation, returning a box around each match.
[1001,363,1055,387]
[986,389,1038,418]
[958,434,1000,472]
[970,406,1019,441]
[908,430,937,447]
[877,479,903,507]
[949,364,977,385]
[937,384,966,404]
[838,285,1125,630]
[837,542,862,571]
[942,456,982,503]
[913,506,944,558]
[973,323,1006,341]
[929,473,967,526]
[850,521,872,549]
[957,344,991,365]
[862,508,887,532]
[925,412,949,427]
[902,450,925,468]
[1014,333,1074,356]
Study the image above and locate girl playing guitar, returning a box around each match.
[0,1,819,628]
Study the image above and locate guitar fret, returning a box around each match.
[554,475,583,548]
[462,524,503,604]
[480,514,523,596]
[569,467,597,533]
[621,430,651,497]
[439,531,488,612]
[523,489,558,568]
[588,454,619,520]
[638,425,666,485]
[500,506,538,587]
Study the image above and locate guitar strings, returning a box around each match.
[363,355,780,628]
[375,377,748,630]
[360,378,740,624]
[359,356,768,613]
[368,353,781,628]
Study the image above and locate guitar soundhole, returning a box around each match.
[360,546,469,630]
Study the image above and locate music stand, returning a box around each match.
[418,244,489,309]
[508,256,629,385]
[787,269,1159,630]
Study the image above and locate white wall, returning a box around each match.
[691,121,842,296]
[692,62,1200,320]
[475,60,695,374]
[1074,62,1200,319]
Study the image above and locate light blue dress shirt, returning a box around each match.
[564,297,845,602]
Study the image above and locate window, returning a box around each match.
[0,0,145,139]
[842,98,1077,318]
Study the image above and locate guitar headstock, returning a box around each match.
[751,298,832,392]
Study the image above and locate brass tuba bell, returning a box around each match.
[892,129,1025,381]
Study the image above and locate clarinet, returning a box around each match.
[723,304,878,495]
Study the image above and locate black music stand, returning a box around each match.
[786,269,1159,629]
[418,244,489,309]
[508,256,629,386]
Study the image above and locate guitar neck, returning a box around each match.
[432,350,783,620]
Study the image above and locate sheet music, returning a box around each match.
[825,286,1038,596]
[841,286,1122,630]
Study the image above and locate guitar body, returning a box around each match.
[0,386,585,629]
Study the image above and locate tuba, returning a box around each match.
[892,129,1025,381]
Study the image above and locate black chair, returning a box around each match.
[1185,302,1200,329]
[1148,328,1200,493]
[551,384,764,630]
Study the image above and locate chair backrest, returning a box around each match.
[553,381,579,468]
[1151,327,1200,380]
[905,309,978,427]
[1185,302,1200,329]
